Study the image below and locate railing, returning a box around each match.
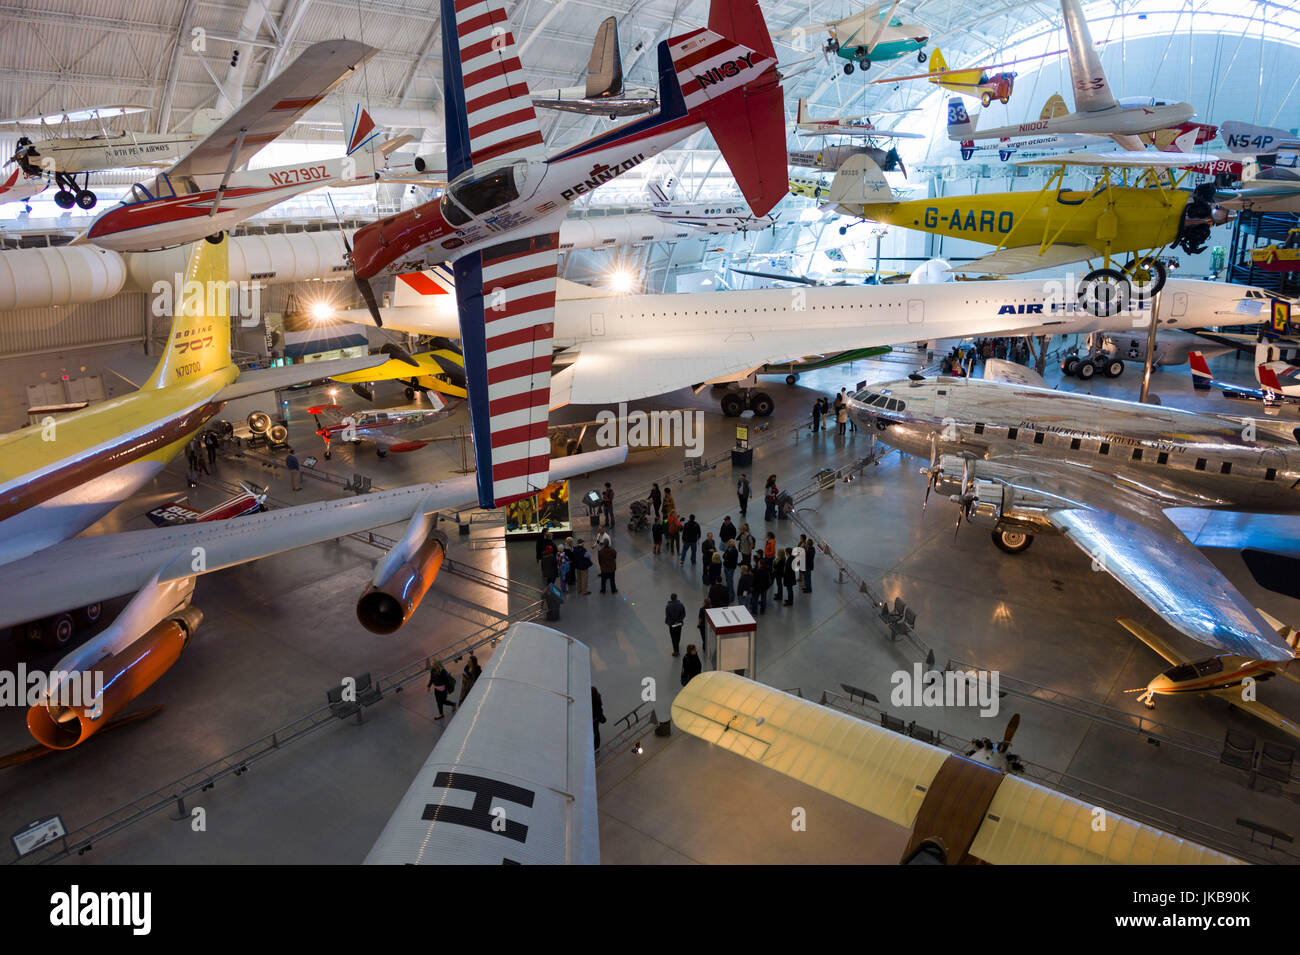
[594,702,662,769]
[12,602,543,866]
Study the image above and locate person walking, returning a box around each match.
[680,644,703,686]
[203,429,219,467]
[697,599,710,655]
[681,514,701,566]
[736,475,751,518]
[764,480,779,521]
[738,523,755,565]
[665,593,686,656]
[459,655,483,706]
[662,486,676,518]
[601,482,615,527]
[598,539,618,594]
[592,686,606,749]
[427,660,455,719]
[751,558,770,615]
[722,540,739,601]
[651,516,664,555]
[782,548,797,605]
[665,512,680,556]
[649,483,662,521]
[803,537,816,593]
[791,538,806,589]
[572,539,592,594]
[284,447,303,491]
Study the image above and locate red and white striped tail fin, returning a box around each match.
[1188,351,1213,390]
[451,0,546,166]
[667,28,774,112]
[394,266,457,306]
[1258,363,1286,392]
[455,234,559,509]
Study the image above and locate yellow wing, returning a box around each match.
[331,349,467,399]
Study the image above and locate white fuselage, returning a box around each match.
[959,103,1195,143]
[20,132,201,174]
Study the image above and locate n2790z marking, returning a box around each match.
[268,165,328,186]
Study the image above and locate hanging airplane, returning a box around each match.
[4,105,223,210]
[330,341,468,401]
[776,1,931,76]
[529,17,658,119]
[673,671,1240,863]
[792,98,923,139]
[2,235,625,750]
[898,47,1018,107]
[344,264,1263,417]
[947,0,1194,148]
[790,142,907,176]
[0,166,47,210]
[145,483,268,526]
[81,41,393,252]
[847,374,1300,664]
[1188,347,1300,410]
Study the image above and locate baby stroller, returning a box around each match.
[628,498,651,533]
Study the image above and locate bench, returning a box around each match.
[326,672,383,723]
[890,607,917,640]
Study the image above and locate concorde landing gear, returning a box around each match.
[719,387,775,418]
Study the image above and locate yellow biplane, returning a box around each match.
[828,151,1226,313]
[331,342,467,401]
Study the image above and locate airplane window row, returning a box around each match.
[857,392,904,412]
[972,421,1278,480]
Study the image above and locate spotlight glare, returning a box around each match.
[609,269,635,294]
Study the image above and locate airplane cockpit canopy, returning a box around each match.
[441,159,535,227]
[123,173,199,205]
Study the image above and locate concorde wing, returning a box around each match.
[169,40,377,180]
[672,672,1238,863]
[947,243,1100,275]
[365,621,598,864]
[961,456,1295,661]
[0,447,625,628]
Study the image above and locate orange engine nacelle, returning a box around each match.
[27,606,203,750]
[356,533,447,634]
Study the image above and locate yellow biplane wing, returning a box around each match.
[672,672,1240,864]
[948,243,1101,276]
[331,348,467,399]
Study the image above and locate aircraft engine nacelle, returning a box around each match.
[962,478,1005,529]
[357,529,448,635]
[26,606,203,750]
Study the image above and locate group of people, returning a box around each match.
[536,529,622,603]
[426,654,484,719]
[184,431,221,487]
[810,388,855,437]
[941,337,1031,376]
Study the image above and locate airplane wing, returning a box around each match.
[1208,692,1300,740]
[799,127,925,140]
[364,621,598,864]
[1018,151,1243,170]
[672,672,1239,863]
[1061,0,1118,114]
[947,243,1100,275]
[966,455,1295,661]
[215,355,390,402]
[168,40,377,179]
[0,446,625,628]
[332,349,469,397]
[981,358,1049,387]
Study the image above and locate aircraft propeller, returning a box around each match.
[327,192,390,331]
[920,432,940,511]
[948,456,975,541]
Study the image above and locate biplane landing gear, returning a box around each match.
[74,189,97,210]
[981,92,993,107]
[1077,268,1129,317]
[54,190,75,209]
[1123,257,1167,296]
[917,50,927,63]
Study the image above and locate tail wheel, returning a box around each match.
[247,411,272,436]
[1125,257,1167,296]
[751,392,775,417]
[1077,268,1130,317]
[992,529,1033,554]
[999,95,1010,104]
[720,392,744,417]
[268,424,289,444]
[981,92,992,107]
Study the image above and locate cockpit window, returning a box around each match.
[442,163,523,226]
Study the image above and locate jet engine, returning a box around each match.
[26,606,203,749]
[357,527,448,634]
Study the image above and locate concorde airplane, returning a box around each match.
[83,42,397,253]
[345,0,787,511]
[672,672,1241,863]
[1,235,624,751]
[340,267,1265,418]
[947,0,1194,148]
[847,374,1300,668]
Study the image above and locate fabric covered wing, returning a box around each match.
[441,0,546,173]
[1061,0,1117,113]
[0,447,625,628]
[454,234,559,507]
[947,243,1099,276]
[365,622,598,864]
[171,40,376,179]
[1039,489,1295,662]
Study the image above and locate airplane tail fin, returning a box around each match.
[584,16,624,98]
[1255,607,1300,653]
[344,104,384,156]
[143,235,232,390]
[1040,93,1069,121]
[796,97,809,126]
[647,174,679,204]
[1218,121,1290,155]
[829,154,892,207]
[658,0,787,217]
[946,97,975,141]
[929,47,948,74]
[1188,351,1213,391]
[1258,362,1286,393]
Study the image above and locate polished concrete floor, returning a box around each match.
[2,339,1299,864]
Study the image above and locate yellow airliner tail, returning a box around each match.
[143,235,232,390]
[1040,93,1069,121]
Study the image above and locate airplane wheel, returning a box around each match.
[786,374,798,385]
[54,190,75,209]
[721,392,744,417]
[76,603,102,627]
[813,186,823,198]
[1075,360,1096,380]
[992,529,1033,554]
[999,95,1010,104]
[42,613,76,650]
[1126,258,1167,296]
[1077,268,1129,317]
[324,449,332,460]
[205,231,224,244]
[1062,357,1080,376]
[751,392,775,417]
[1103,358,1125,378]
[838,225,848,235]
[376,448,388,458]
[404,387,415,400]
[844,63,854,75]
[917,51,926,63]
[981,92,992,107]
[75,189,96,210]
